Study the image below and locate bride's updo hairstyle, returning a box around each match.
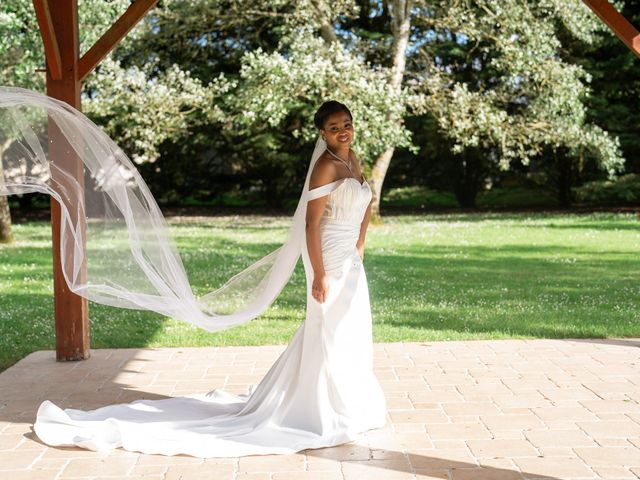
[314,100,353,130]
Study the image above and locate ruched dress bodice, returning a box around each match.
[320,177,372,224]
[306,177,372,275]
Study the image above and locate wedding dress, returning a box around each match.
[0,85,386,457]
[33,175,388,457]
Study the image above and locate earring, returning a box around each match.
[322,136,326,141]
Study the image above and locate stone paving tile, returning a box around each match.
[591,465,639,479]
[480,413,547,431]
[426,423,492,440]
[467,438,540,458]
[449,467,523,480]
[577,420,640,439]
[513,456,597,478]
[0,338,638,479]
[60,457,138,477]
[574,445,640,466]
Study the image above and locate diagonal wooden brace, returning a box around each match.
[583,0,640,58]
[78,0,158,81]
[32,0,62,80]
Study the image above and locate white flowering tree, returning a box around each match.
[208,0,420,220]
[411,0,625,205]
[83,58,229,165]
[210,0,625,211]
[222,30,416,168]
[0,0,229,239]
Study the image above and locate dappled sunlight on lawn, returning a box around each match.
[0,212,638,371]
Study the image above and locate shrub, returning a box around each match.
[573,173,640,204]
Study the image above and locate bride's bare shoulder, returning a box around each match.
[309,154,337,189]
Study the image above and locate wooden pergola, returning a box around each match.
[32,0,158,361]
[32,0,639,361]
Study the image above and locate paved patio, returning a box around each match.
[0,338,639,480]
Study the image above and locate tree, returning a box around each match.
[0,0,48,242]
[83,57,228,165]
[208,0,420,220]
[1,0,226,196]
[0,0,130,242]
[3,0,628,214]
[0,138,12,243]
[566,0,640,177]
[410,0,625,206]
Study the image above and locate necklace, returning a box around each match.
[326,147,353,174]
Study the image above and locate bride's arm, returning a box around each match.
[356,200,372,260]
[306,158,336,303]
[350,149,370,260]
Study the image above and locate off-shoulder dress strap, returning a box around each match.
[306,178,347,202]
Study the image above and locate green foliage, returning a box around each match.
[381,185,560,208]
[381,186,457,207]
[0,0,130,90]
[567,0,640,175]
[1,0,636,208]
[84,58,229,164]
[477,186,558,208]
[573,173,640,204]
[0,0,227,166]
[0,1,45,90]
[220,28,418,163]
[413,0,625,178]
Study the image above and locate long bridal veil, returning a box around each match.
[0,85,326,331]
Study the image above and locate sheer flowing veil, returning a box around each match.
[0,85,327,331]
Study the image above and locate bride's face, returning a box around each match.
[321,111,354,148]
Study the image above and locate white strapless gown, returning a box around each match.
[33,177,387,457]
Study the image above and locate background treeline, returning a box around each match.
[1,0,639,229]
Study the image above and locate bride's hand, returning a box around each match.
[312,274,330,303]
[356,243,364,261]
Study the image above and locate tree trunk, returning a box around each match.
[0,196,12,244]
[556,147,573,207]
[369,147,394,222]
[452,148,482,208]
[0,139,13,243]
[312,0,412,223]
[369,0,412,223]
[310,0,339,44]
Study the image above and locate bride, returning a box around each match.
[30,100,388,457]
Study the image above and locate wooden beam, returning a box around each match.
[583,0,640,58]
[78,0,158,81]
[32,0,62,80]
[46,0,90,361]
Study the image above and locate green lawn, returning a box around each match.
[1,212,638,372]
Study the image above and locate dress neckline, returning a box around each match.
[306,176,369,200]
[340,176,367,187]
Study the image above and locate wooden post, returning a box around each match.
[45,0,90,361]
[32,0,158,361]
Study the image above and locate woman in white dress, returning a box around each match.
[33,100,388,457]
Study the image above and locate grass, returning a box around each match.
[1,212,639,372]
